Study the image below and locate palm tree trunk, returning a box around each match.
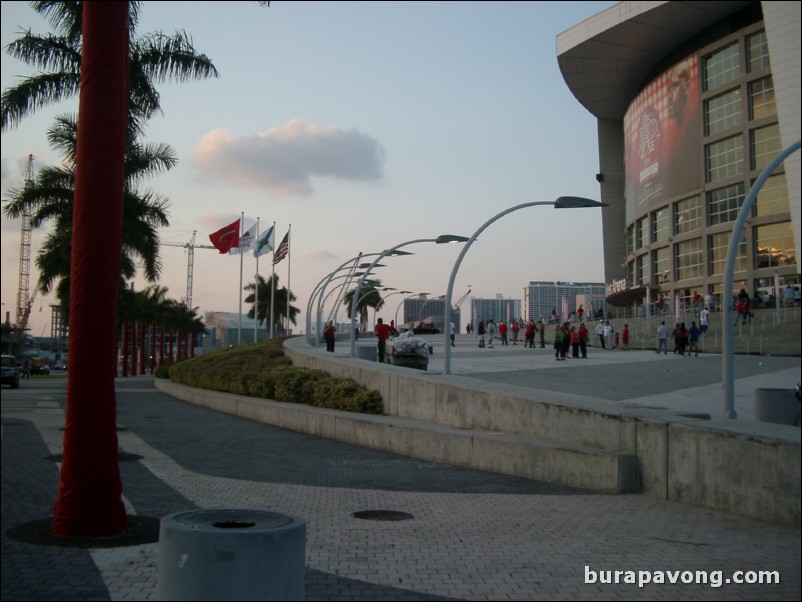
[150,323,157,373]
[121,321,130,377]
[52,1,128,537]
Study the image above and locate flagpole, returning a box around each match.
[238,211,244,345]
[286,224,292,335]
[270,253,276,339]
[254,217,260,343]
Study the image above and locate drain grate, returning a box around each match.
[352,510,413,521]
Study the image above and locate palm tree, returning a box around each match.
[343,279,385,331]
[2,1,219,138]
[3,115,173,314]
[245,274,300,336]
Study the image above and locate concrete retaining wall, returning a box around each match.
[283,338,800,527]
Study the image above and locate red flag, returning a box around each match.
[209,219,241,254]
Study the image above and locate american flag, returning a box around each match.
[273,231,289,265]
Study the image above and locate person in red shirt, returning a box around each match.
[374,318,392,363]
[622,324,630,350]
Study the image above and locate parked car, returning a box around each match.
[1,355,20,389]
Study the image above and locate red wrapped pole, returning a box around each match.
[52,1,129,537]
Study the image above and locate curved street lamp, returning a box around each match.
[305,254,381,345]
[394,292,428,329]
[722,140,799,418]
[350,235,468,357]
[443,197,607,374]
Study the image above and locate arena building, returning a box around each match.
[557,1,800,314]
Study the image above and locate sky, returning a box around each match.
[1,0,617,337]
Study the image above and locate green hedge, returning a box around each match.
[162,336,383,414]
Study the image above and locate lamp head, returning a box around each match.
[435,234,469,244]
[554,196,608,209]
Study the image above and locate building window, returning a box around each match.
[652,247,671,285]
[705,88,742,136]
[752,123,781,171]
[675,196,703,235]
[710,231,747,275]
[708,183,745,225]
[651,207,669,243]
[749,76,775,120]
[626,224,634,255]
[636,255,647,286]
[705,134,744,182]
[747,30,770,72]
[676,238,704,280]
[755,173,790,217]
[626,260,635,287]
[704,43,740,91]
[636,217,648,250]
[755,222,795,269]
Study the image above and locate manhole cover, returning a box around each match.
[352,510,414,521]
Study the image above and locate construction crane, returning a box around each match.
[15,155,34,329]
[161,231,217,308]
[453,288,471,311]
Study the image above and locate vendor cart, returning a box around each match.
[387,348,428,370]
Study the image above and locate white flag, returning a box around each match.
[229,223,257,254]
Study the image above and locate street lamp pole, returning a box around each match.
[350,235,467,358]
[722,140,799,419]
[443,197,607,374]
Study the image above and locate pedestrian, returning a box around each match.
[450,321,456,347]
[577,304,585,322]
[486,320,496,348]
[511,319,520,345]
[498,320,508,346]
[478,320,486,348]
[554,324,566,360]
[657,321,669,354]
[699,307,710,335]
[671,323,681,354]
[524,320,535,348]
[539,320,546,348]
[603,320,614,350]
[561,322,571,359]
[570,325,580,358]
[22,359,32,379]
[595,320,606,349]
[375,318,391,363]
[676,322,689,356]
[622,324,630,350]
[323,320,336,352]
[579,322,589,358]
[688,321,700,356]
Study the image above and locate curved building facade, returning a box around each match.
[558,1,800,312]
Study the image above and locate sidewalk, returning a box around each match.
[2,346,800,600]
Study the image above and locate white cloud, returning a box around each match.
[191,119,385,196]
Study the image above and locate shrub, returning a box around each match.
[166,336,382,414]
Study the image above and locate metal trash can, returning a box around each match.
[158,509,306,601]
[754,388,800,426]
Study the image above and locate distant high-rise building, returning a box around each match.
[523,282,606,323]
[468,295,522,328]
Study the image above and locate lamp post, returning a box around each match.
[443,197,607,374]
[394,292,427,329]
[722,140,799,419]
[305,254,380,346]
[350,235,468,358]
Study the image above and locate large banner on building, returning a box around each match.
[624,55,702,216]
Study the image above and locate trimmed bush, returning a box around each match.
[165,337,383,414]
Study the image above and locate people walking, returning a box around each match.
[539,320,546,348]
[688,321,700,356]
[657,321,669,354]
[478,321,486,348]
[486,320,496,348]
[595,320,606,349]
[579,322,589,358]
[554,324,566,360]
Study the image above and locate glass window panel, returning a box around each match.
[652,247,671,285]
[755,173,790,217]
[637,217,648,250]
[708,183,745,225]
[752,124,781,171]
[749,77,776,120]
[747,31,770,72]
[755,222,795,269]
[710,232,748,275]
[675,196,703,234]
[652,207,669,243]
[704,43,740,91]
[705,135,744,182]
[705,88,742,135]
[676,238,705,280]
